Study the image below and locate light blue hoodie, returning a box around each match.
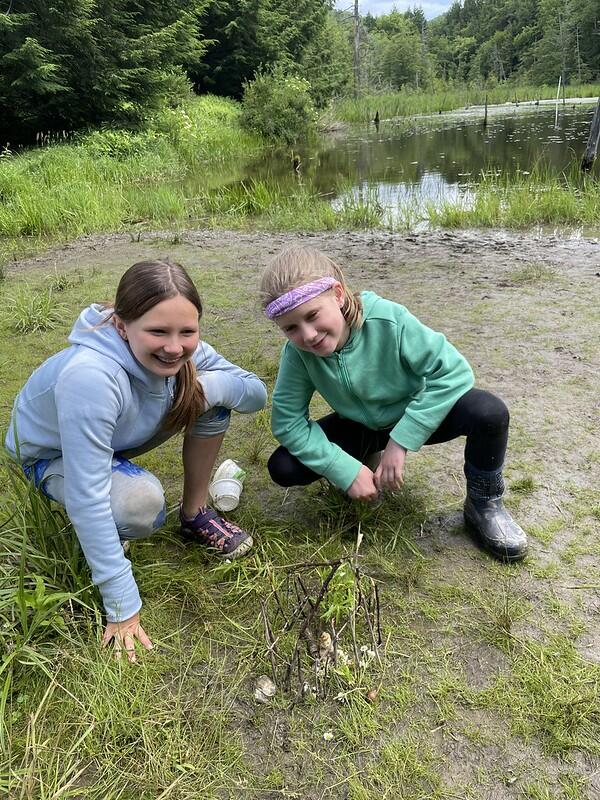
[5,304,267,621]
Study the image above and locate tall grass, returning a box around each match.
[0,454,98,686]
[5,285,67,333]
[191,178,388,231]
[330,83,600,123]
[0,96,261,240]
[192,168,600,232]
[1,87,599,249]
[428,165,600,229]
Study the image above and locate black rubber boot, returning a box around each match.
[463,463,528,562]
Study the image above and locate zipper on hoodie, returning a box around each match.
[336,351,374,428]
[163,377,175,416]
[166,377,175,401]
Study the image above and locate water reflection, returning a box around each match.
[245,103,599,214]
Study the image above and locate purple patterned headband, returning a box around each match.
[265,277,337,320]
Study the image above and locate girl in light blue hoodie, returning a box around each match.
[6,259,267,660]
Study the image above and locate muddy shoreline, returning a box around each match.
[4,227,600,278]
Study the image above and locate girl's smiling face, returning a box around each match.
[274,283,350,355]
[113,294,200,376]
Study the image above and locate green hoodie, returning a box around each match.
[271,291,474,491]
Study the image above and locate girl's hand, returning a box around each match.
[374,440,407,492]
[347,465,380,501]
[102,612,153,663]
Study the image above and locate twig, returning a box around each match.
[284,562,342,690]
[349,524,363,666]
[544,484,565,515]
[375,583,382,646]
[268,571,289,627]
[295,646,304,700]
[260,600,278,681]
[277,558,344,571]
[296,574,315,611]
[360,588,382,666]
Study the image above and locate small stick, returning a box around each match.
[375,583,383,645]
[296,575,315,611]
[360,590,382,666]
[349,524,363,665]
[268,573,289,626]
[280,590,314,635]
[349,607,360,668]
[260,600,278,680]
[296,646,303,698]
[276,558,344,571]
[543,484,564,515]
[285,563,342,690]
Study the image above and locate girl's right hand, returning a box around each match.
[102,612,153,663]
[347,465,380,501]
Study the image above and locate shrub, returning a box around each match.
[241,67,316,144]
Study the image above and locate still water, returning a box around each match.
[241,101,599,221]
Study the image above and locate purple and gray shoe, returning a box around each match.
[179,505,253,558]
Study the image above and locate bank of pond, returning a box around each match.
[1,90,599,265]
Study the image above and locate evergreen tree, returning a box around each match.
[190,0,262,98]
[0,1,207,144]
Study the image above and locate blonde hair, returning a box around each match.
[107,259,206,433]
[259,246,363,329]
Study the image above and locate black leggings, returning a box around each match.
[268,388,509,487]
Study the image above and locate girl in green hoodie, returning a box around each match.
[260,245,527,562]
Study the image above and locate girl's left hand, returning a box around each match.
[102,612,153,663]
[374,440,407,492]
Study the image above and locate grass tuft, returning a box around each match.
[4,286,66,333]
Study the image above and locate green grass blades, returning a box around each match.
[330,83,600,123]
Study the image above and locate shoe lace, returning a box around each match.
[220,519,242,536]
[201,514,243,544]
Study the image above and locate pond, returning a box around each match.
[231,99,600,226]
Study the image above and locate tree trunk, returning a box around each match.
[581,98,600,172]
[353,0,360,98]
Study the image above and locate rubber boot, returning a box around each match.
[463,463,528,562]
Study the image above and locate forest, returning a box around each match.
[1,0,599,145]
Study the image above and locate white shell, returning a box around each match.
[254,675,277,703]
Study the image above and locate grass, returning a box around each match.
[0,95,261,246]
[1,240,600,798]
[4,285,67,333]
[428,165,600,229]
[330,83,600,124]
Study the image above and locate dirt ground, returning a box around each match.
[4,228,600,799]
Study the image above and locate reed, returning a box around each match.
[190,178,388,231]
[428,164,600,229]
[331,83,600,124]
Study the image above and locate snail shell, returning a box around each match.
[254,675,277,703]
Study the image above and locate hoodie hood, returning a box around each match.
[360,291,380,318]
[68,304,168,392]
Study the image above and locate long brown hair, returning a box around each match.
[259,246,363,329]
[109,259,206,432]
